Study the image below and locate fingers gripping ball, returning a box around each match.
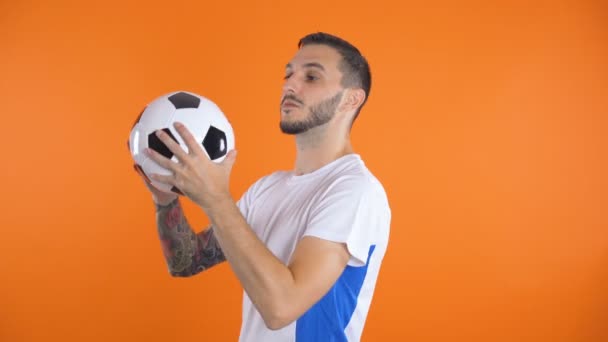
[127,91,235,194]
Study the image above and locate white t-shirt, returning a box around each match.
[236,154,391,342]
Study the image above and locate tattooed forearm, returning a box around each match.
[155,198,226,277]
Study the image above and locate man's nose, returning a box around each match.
[282,75,300,94]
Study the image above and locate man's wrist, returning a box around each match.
[203,192,235,220]
[153,194,178,209]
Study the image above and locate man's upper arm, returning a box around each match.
[276,178,386,324]
[283,235,350,323]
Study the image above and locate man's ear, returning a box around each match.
[340,88,366,113]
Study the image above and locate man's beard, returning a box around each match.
[280,91,343,135]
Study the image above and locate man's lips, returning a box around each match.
[282,100,301,108]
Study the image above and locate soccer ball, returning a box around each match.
[128,91,235,194]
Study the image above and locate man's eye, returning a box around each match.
[283,74,292,80]
[306,75,318,81]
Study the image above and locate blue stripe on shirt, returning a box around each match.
[295,245,376,341]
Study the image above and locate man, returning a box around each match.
[134,32,391,341]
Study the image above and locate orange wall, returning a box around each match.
[1,1,606,341]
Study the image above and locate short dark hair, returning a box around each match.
[298,32,371,125]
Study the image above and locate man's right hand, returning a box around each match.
[133,163,178,206]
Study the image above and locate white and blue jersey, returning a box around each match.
[236,154,391,342]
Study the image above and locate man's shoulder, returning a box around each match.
[328,156,387,198]
[244,170,290,195]
[254,170,290,185]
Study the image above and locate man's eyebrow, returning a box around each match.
[285,62,326,71]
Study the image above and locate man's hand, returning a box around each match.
[144,122,237,210]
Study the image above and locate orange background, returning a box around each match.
[1,0,607,341]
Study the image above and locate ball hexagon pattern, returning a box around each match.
[128,91,235,194]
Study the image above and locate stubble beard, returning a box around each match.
[280,91,344,135]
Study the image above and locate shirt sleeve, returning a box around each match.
[302,176,387,267]
[236,174,272,222]
[236,182,256,219]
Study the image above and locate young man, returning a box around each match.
[135,32,391,341]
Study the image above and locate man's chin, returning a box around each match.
[279,120,309,135]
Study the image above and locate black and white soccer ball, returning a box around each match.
[128,91,235,194]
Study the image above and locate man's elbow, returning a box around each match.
[263,314,293,331]
[261,305,297,331]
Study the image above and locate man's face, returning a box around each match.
[280,44,344,135]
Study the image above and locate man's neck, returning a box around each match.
[292,125,353,176]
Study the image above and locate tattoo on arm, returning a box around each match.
[155,199,226,276]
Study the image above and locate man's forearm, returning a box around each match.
[155,198,225,276]
[206,197,295,328]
